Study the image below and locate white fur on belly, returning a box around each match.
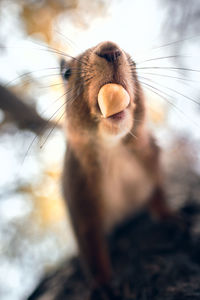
[101,148,154,231]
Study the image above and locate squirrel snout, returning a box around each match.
[95,42,121,62]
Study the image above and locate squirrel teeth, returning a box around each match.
[98,83,130,118]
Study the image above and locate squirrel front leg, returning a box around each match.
[62,148,112,287]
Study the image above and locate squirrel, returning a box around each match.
[61,41,171,293]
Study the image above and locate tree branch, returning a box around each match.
[0,85,53,134]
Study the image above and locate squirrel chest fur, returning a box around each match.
[61,41,168,288]
[98,140,155,231]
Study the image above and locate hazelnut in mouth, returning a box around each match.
[97,83,130,119]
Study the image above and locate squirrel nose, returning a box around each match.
[95,42,121,62]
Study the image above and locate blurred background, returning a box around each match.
[0,0,200,299]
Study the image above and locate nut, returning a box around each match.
[98,83,130,118]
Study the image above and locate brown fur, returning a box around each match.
[61,41,169,287]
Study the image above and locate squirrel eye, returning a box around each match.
[63,68,71,80]
[60,59,71,81]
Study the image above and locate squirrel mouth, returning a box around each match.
[98,83,130,118]
[108,110,126,121]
